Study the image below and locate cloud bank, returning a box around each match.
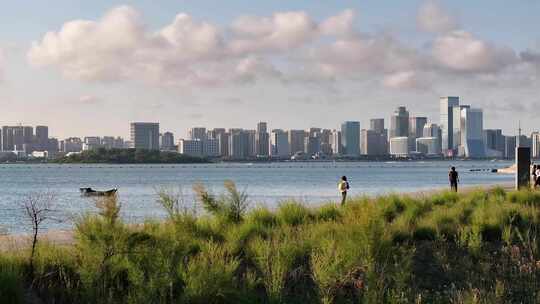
[27,3,537,92]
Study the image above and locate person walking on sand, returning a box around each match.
[449,167,459,192]
[338,176,350,205]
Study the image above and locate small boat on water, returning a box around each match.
[80,188,118,197]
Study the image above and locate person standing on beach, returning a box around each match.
[338,176,350,205]
[535,166,540,189]
[449,167,459,192]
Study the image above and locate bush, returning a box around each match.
[277,202,312,226]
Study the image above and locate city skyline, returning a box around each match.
[0,1,539,138]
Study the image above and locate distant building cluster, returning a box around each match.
[2,96,540,161]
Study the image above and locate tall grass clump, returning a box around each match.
[193,180,249,224]
[277,201,313,226]
[0,255,24,304]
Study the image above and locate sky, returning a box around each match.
[0,0,539,139]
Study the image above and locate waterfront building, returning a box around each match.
[130,122,160,150]
[452,105,470,151]
[331,130,342,155]
[83,136,101,151]
[505,136,516,159]
[390,107,409,139]
[361,129,387,156]
[271,129,290,158]
[532,132,540,159]
[208,128,226,140]
[60,137,83,153]
[217,132,230,157]
[459,108,485,158]
[246,130,257,157]
[205,138,220,157]
[484,129,505,158]
[160,132,175,151]
[189,127,207,141]
[370,118,385,134]
[288,130,306,155]
[389,137,409,157]
[256,122,270,157]
[440,96,460,155]
[304,135,321,156]
[35,126,49,151]
[416,137,442,155]
[1,126,34,153]
[341,121,360,156]
[409,116,427,151]
[229,130,250,159]
[179,139,203,157]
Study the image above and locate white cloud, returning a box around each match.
[319,9,356,36]
[229,11,316,53]
[382,71,419,89]
[432,30,517,73]
[417,1,458,33]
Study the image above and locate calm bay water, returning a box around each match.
[0,160,513,233]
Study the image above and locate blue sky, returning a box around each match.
[0,1,539,138]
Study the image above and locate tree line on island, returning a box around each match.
[54,148,209,164]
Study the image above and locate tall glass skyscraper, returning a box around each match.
[390,106,409,138]
[439,96,460,155]
[460,108,485,158]
[340,121,360,156]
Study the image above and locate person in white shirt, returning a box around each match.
[535,166,540,189]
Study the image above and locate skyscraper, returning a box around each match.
[484,129,505,158]
[189,127,207,141]
[130,122,160,150]
[452,105,470,150]
[440,96,460,155]
[409,116,427,152]
[370,119,385,134]
[271,129,290,158]
[460,108,485,158]
[256,122,270,157]
[35,126,49,151]
[531,132,540,159]
[341,121,360,156]
[288,130,305,155]
[390,107,409,138]
[160,132,175,151]
[331,130,342,155]
[229,130,249,159]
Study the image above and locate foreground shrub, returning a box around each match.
[0,255,24,304]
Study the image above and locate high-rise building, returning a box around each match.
[505,136,516,159]
[35,126,49,151]
[130,122,160,150]
[370,119,385,134]
[331,130,342,155]
[416,137,442,155]
[459,108,485,158]
[288,130,305,155]
[531,132,540,159]
[205,138,220,157]
[484,129,505,158]
[2,126,34,153]
[246,130,257,157]
[304,135,321,156]
[208,128,226,140]
[390,107,409,139]
[361,129,387,156]
[229,130,249,159]
[60,137,83,153]
[271,129,290,158]
[160,132,175,151]
[189,128,207,141]
[452,105,470,150]
[179,139,203,157]
[440,96,460,155]
[341,121,360,156]
[217,132,230,157]
[422,123,442,152]
[256,122,270,157]
[389,137,409,157]
[409,116,427,152]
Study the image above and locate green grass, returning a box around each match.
[2,186,540,303]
